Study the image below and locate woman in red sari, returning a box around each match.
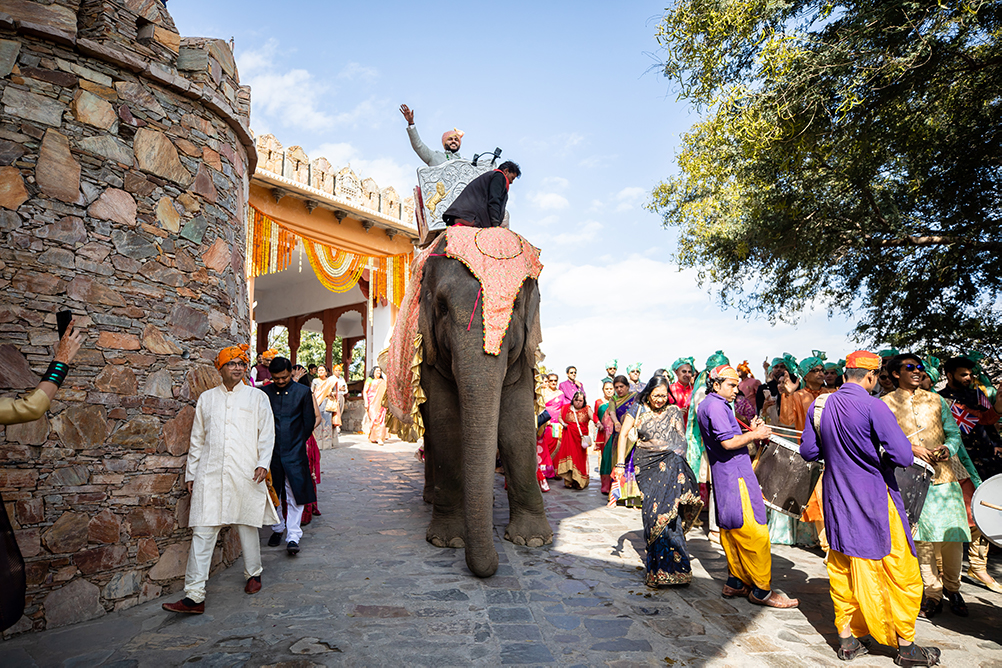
[537,374,564,481]
[556,392,593,489]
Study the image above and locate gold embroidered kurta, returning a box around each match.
[882,389,970,542]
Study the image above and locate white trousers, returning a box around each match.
[271,479,304,543]
[184,524,262,603]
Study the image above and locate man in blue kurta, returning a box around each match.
[263,357,320,555]
[800,350,940,667]
[697,364,799,609]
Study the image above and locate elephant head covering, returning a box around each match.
[924,354,942,384]
[705,350,730,370]
[605,359,618,370]
[798,355,825,378]
[845,350,881,370]
[627,362,642,373]
[215,344,250,369]
[672,356,695,372]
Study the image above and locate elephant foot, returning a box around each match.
[427,517,465,548]
[504,514,553,548]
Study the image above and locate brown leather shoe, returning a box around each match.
[722,583,751,598]
[244,575,261,594]
[748,589,799,608]
[162,597,204,614]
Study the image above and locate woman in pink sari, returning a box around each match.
[537,374,565,485]
[362,366,388,444]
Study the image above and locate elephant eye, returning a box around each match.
[437,296,449,315]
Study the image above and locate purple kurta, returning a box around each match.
[559,380,583,404]
[697,393,766,530]
[799,383,915,559]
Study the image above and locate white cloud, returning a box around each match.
[310,142,417,196]
[237,41,386,133]
[530,192,570,210]
[613,186,647,212]
[542,176,569,189]
[338,62,379,80]
[550,221,603,246]
[519,132,585,157]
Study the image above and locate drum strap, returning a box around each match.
[811,394,831,441]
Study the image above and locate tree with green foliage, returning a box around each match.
[650,0,1001,358]
[265,328,365,380]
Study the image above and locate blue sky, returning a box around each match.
[170,1,858,390]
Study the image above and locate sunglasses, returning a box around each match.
[903,363,925,372]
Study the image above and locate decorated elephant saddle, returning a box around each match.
[382,227,543,441]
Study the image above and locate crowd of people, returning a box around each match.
[535,352,1002,666]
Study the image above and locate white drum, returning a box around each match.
[972,473,1002,548]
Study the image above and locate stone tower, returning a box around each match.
[0,0,256,632]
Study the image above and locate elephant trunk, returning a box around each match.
[456,365,504,578]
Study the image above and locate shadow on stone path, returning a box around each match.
[2,435,1001,667]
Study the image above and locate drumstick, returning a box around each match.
[770,425,804,436]
[981,500,1002,512]
[904,427,925,440]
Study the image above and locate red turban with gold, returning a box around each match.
[215,344,250,369]
[845,350,881,370]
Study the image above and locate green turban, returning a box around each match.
[965,350,996,401]
[799,356,825,378]
[878,348,899,358]
[671,357,695,372]
[626,362,642,373]
[924,355,942,385]
[605,358,618,370]
[768,353,799,377]
[705,350,729,371]
[813,350,828,362]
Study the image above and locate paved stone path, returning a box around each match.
[3,435,1001,667]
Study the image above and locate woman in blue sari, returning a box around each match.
[612,375,703,587]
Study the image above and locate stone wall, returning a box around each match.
[0,0,256,634]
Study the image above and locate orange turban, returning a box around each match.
[845,350,881,370]
[260,348,278,362]
[442,128,464,145]
[215,344,250,369]
[711,364,740,381]
[736,360,753,377]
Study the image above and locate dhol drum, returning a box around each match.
[972,473,1002,548]
[894,457,935,530]
[754,433,823,518]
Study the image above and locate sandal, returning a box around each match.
[894,644,941,667]
[836,636,869,661]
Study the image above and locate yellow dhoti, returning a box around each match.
[826,493,922,647]
[719,478,772,590]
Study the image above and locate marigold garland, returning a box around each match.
[248,206,411,306]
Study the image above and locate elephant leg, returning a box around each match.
[420,364,466,548]
[498,365,553,548]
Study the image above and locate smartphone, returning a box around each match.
[56,310,72,339]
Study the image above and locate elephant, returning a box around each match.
[417,237,553,578]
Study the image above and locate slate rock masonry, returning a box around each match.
[0,0,257,634]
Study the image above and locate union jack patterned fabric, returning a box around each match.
[950,402,979,434]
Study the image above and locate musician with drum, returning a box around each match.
[696,364,800,609]
[883,353,972,620]
[800,350,940,666]
[939,355,1002,593]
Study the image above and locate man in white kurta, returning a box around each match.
[163,344,280,614]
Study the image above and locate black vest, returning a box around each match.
[443,171,507,228]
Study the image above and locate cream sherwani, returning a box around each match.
[183,381,279,602]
